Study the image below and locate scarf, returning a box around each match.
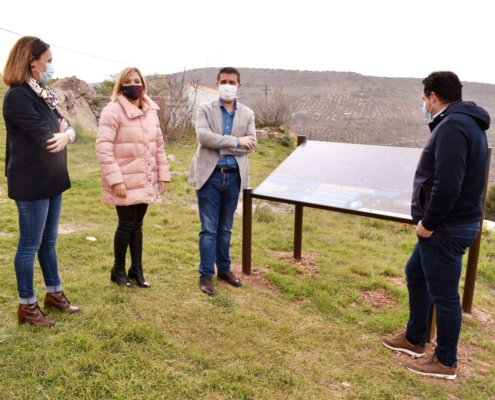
[27,78,58,109]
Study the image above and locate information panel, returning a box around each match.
[253,141,423,220]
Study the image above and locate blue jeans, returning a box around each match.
[405,221,480,366]
[196,171,240,280]
[14,194,63,303]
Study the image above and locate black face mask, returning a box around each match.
[121,85,143,100]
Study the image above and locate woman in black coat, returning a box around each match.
[2,36,80,327]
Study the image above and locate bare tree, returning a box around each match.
[162,73,202,141]
[251,86,295,129]
[145,73,169,96]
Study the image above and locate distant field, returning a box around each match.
[181,68,495,179]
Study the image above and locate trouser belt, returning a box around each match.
[214,167,239,173]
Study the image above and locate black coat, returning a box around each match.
[411,100,490,230]
[3,82,73,200]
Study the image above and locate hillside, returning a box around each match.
[179,68,495,176]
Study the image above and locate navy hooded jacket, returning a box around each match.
[411,100,490,230]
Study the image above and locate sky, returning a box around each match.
[1,0,494,85]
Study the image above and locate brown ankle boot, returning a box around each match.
[18,303,55,327]
[44,291,80,313]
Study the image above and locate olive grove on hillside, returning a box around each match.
[251,86,295,129]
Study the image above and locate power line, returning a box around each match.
[0,27,182,71]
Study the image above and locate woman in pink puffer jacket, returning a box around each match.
[96,67,171,289]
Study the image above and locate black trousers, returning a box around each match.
[114,204,148,268]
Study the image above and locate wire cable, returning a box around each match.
[0,27,182,71]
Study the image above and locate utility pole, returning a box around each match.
[262,84,271,108]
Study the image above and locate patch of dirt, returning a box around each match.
[289,298,304,308]
[234,200,294,216]
[359,287,398,309]
[187,199,294,215]
[58,223,77,235]
[169,330,185,341]
[254,201,294,214]
[274,251,320,276]
[170,171,188,177]
[294,349,316,363]
[385,276,407,289]
[465,308,495,328]
[186,201,199,211]
[231,263,278,293]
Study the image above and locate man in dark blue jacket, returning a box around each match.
[382,71,490,379]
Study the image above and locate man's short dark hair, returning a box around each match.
[422,71,463,103]
[217,67,241,84]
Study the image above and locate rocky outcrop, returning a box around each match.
[256,128,269,141]
[51,77,98,131]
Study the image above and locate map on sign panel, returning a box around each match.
[253,141,423,220]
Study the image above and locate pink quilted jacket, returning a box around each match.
[96,94,171,206]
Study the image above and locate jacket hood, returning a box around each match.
[431,100,490,131]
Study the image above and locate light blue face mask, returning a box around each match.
[423,101,432,121]
[37,62,55,84]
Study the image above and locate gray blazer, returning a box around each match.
[188,99,256,190]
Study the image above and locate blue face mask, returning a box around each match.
[37,61,55,84]
[423,101,432,121]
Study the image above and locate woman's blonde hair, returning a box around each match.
[2,36,50,86]
[111,67,147,102]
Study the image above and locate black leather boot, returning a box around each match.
[128,221,150,288]
[111,265,134,288]
[128,264,150,288]
[112,218,134,288]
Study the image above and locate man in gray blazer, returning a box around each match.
[188,67,257,296]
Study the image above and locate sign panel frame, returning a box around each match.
[242,136,491,318]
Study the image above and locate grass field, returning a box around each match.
[1,82,495,399]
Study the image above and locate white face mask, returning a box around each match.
[219,84,237,102]
[423,101,432,120]
[35,61,55,84]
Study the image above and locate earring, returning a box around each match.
[31,64,35,70]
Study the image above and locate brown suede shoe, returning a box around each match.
[382,331,426,357]
[405,354,457,380]
[18,302,55,327]
[217,272,242,287]
[199,277,216,296]
[44,291,80,314]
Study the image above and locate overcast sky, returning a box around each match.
[1,0,494,85]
